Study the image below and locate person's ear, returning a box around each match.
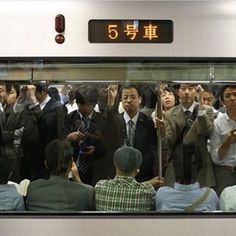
[138,96,142,105]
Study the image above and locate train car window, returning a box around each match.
[0,62,236,214]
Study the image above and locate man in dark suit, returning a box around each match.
[65,85,105,185]
[14,83,66,180]
[110,84,158,182]
[34,82,66,179]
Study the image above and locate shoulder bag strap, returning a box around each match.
[185,188,211,212]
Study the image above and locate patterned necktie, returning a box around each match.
[82,116,90,131]
[77,117,90,175]
[184,110,191,121]
[127,119,135,146]
[184,110,192,129]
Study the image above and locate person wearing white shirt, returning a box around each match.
[210,85,236,196]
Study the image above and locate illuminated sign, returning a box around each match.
[89,20,173,43]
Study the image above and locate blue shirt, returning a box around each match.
[156,182,219,212]
[0,184,25,211]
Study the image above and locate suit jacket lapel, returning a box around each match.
[134,112,145,146]
[173,105,186,130]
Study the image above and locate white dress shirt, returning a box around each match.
[39,95,51,110]
[210,112,236,166]
[123,112,139,137]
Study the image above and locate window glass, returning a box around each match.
[0,62,235,213]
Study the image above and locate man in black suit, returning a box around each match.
[14,83,66,180]
[110,85,159,182]
[34,82,66,178]
[65,85,105,185]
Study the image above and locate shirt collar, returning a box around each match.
[174,182,200,191]
[77,110,94,120]
[0,103,3,112]
[114,175,136,181]
[123,111,139,125]
[182,101,197,113]
[39,95,51,110]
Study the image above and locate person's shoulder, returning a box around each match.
[221,185,236,197]
[202,187,219,200]
[95,179,110,188]
[214,111,226,122]
[68,180,93,189]
[138,112,154,124]
[77,182,94,191]
[156,186,174,196]
[165,104,181,117]
[138,182,156,194]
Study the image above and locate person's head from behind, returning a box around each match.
[140,86,156,109]
[113,146,142,177]
[48,87,61,101]
[173,142,202,185]
[45,139,74,177]
[75,85,98,117]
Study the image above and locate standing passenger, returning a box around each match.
[210,85,236,195]
[65,85,105,185]
[155,83,215,187]
[110,84,159,182]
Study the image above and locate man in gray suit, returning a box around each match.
[156,83,215,188]
[26,139,94,211]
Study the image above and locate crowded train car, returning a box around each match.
[1,0,236,235]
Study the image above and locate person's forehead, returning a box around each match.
[179,84,196,88]
[224,87,236,94]
[202,91,213,97]
[122,88,138,95]
[0,85,6,90]
[162,90,174,95]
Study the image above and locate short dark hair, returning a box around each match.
[6,84,20,98]
[120,84,142,97]
[75,85,98,106]
[113,146,142,173]
[35,81,48,93]
[172,142,202,184]
[48,87,60,101]
[45,139,73,175]
[219,84,236,101]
